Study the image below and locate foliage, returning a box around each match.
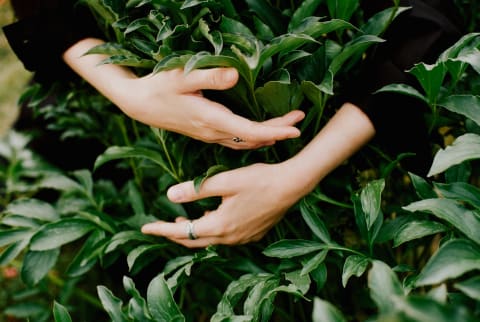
[1,0,480,321]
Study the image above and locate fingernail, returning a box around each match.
[224,69,237,82]
[167,187,184,202]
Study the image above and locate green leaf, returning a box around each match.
[428,134,480,176]
[374,83,428,104]
[4,302,46,318]
[415,239,480,287]
[361,6,411,36]
[360,179,384,230]
[312,297,347,322]
[301,250,328,276]
[21,249,60,286]
[199,18,223,55]
[438,95,480,128]
[0,228,35,248]
[66,230,107,278]
[97,285,129,322]
[100,55,156,69]
[288,0,323,32]
[123,276,152,321]
[193,164,228,192]
[368,260,405,313]
[438,32,480,62]
[409,172,437,199]
[4,198,59,222]
[393,219,447,247]
[433,181,480,211]
[454,276,480,301]
[105,230,159,254]
[327,0,359,21]
[263,239,326,258]
[245,0,285,35]
[29,219,97,251]
[0,239,30,265]
[342,255,369,287]
[147,273,185,322]
[127,244,165,272]
[53,301,73,322]
[300,199,332,244]
[403,198,480,245]
[84,42,136,56]
[408,62,446,104]
[255,81,303,117]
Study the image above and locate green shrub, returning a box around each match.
[1,1,480,321]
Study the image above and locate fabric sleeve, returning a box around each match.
[2,0,103,84]
[346,0,463,175]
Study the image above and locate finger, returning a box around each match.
[262,110,305,127]
[167,176,233,203]
[181,68,239,92]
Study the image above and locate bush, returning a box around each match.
[1,1,480,321]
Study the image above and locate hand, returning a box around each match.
[63,38,305,150]
[141,162,309,247]
[120,68,305,149]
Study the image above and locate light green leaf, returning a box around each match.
[360,179,385,230]
[374,83,428,104]
[4,198,59,222]
[263,239,326,258]
[454,276,480,301]
[97,286,129,322]
[415,239,480,286]
[300,198,332,244]
[312,297,347,322]
[342,255,369,287]
[428,134,480,176]
[53,301,73,322]
[368,261,405,313]
[393,220,446,247]
[403,198,480,244]
[438,95,480,128]
[432,181,480,211]
[301,250,329,276]
[29,219,97,251]
[147,273,185,322]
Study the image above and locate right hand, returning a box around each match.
[117,67,305,149]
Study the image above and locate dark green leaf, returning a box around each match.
[454,275,480,301]
[438,95,480,128]
[53,301,73,322]
[263,239,326,258]
[97,285,129,322]
[393,220,447,247]
[193,164,228,192]
[21,249,60,286]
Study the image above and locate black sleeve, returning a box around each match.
[347,0,463,175]
[2,0,103,84]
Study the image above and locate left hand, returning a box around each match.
[141,162,308,248]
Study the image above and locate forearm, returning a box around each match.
[285,102,376,195]
[62,38,138,111]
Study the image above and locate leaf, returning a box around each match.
[361,6,411,36]
[368,260,405,313]
[438,95,480,128]
[408,62,446,104]
[301,250,328,276]
[374,83,428,104]
[53,301,73,322]
[312,297,347,322]
[263,239,326,258]
[4,198,59,222]
[428,134,480,176]
[438,32,480,62]
[97,286,129,322]
[433,181,480,211]
[454,276,480,301]
[21,249,60,286]
[66,230,107,278]
[300,199,332,244]
[288,0,323,31]
[415,239,480,287]
[29,219,97,251]
[147,273,185,322]
[409,172,437,199]
[0,228,35,248]
[127,244,165,272]
[403,198,480,244]
[123,276,152,321]
[105,230,159,253]
[84,42,136,56]
[393,220,447,247]
[199,18,223,55]
[193,164,228,192]
[360,179,385,230]
[327,0,359,21]
[255,80,303,117]
[245,0,285,35]
[342,255,369,287]
[99,55,156,69]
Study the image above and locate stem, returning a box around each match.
[155,129,181,182]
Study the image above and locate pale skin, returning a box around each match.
[62,38,305,150]
[141,102,376,247]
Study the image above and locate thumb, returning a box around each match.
[182,68,239,92]
[167,181,207,203]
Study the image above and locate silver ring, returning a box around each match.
[186,220,197,240]
[232,137,244,143]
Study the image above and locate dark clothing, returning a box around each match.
[3,0,101,84]
[2,0,464,175]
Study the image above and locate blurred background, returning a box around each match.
[0,0,31,136]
